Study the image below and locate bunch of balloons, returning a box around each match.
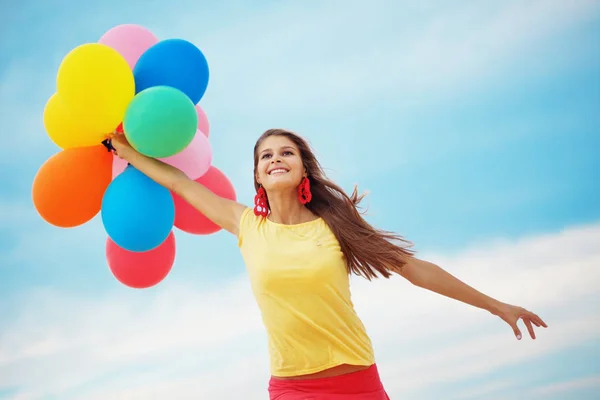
[32,24,237,289]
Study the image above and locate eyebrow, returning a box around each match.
[260,146,296,154]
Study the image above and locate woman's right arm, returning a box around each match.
[112,134,247,236]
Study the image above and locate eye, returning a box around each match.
[261,153,272,159]
[282,151,293,156]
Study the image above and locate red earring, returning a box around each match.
[298,177,312,204]
[254,185,269,217]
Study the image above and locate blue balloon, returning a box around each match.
[134,39,210,104]
[101,165,175,252]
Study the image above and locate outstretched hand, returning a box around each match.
[495,303,548,340]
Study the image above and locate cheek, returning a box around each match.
[285,156,300,168]
[257,161,269,177]
[291,160,304,174]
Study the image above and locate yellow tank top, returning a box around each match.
[237,207,375,377]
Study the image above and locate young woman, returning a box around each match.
[110,128,547,399]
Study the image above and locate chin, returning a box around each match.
[265,176,298,191]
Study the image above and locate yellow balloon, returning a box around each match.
[43,93,109,149]
[56,43,135,134]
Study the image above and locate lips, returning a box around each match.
[268,168,289,175]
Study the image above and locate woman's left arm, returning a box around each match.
[398,257,548,340]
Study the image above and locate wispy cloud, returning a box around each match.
[1,220,598,399]
[528,374,600,397]
[198,0,600,114]
[452,380,515,400]
[190,0,600,178]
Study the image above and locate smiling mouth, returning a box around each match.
[268,168,289,175]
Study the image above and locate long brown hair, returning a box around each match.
[253,128,414,280]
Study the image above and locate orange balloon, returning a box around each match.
[32,145,113,228]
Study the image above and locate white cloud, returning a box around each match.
[452,380,515,400]
[1,220,599,399]
[528,374,600,397]
[381,313,598,396]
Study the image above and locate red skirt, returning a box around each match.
[268,364,390,400]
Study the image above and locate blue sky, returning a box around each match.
[1,0,599,399]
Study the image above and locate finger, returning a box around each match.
[511,323,522,340]
[524,312,541,327]
[528,312,547,328]
[534,314,548,328]
[523,318,536,340]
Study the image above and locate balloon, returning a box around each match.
[111,155,127,180]
[99,24,158,70]
[56,43,135,134]
[134,39,209,104]
[32,145,113,228]
[112,129,211,180]
[101,165,175,252]
[195,104,210,138]
[160,130,212,179]
[43,93,107,149]
[123,86,197,158]
[106,231,176,289]
[173,166,236,235]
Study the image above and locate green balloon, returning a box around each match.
[123,86,198,158]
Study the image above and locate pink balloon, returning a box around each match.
[162,131,212,179]
[99,24,159,70]
[173,166,236,235]
[106,231,176,289]
[196,105,210,138]
[112,155,128,180]
[112,130,212,180]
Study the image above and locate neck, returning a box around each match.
[267,190,315,225]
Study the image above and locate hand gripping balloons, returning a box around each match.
[33,23,225,290]
[57,43,135,134]
[106,231,176,289]
[112,129,212,180]
[32,145,113,227]
[123,86,198,158]
[101,165,175,252]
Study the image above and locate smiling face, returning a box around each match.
[255,135,306,192]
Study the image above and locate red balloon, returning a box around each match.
[173,166,236,235]
[106,232,176,289]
